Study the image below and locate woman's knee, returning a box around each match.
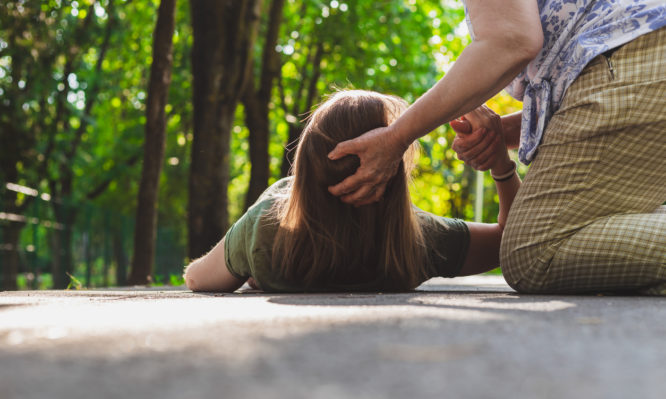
[501,255,552,293]
[499,240,529,292]
[499,224,553,293]
[499,219,522,280]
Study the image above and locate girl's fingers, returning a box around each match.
[454,105,506,169]
[452,128,487,153]
[458,129,495,160]
[473,136,506,171]
[450,118,472,134]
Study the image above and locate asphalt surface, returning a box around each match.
[1,275,664,399]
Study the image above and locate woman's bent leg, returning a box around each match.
[501,28,666,293]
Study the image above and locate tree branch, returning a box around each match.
[85,151,142,200]
[258,0,285,98]
[290,40,315,117]
[302,41,324,116]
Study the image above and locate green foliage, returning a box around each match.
[2,0,523,288]
[17,272,53,290]
[1,0,190,287]
[66,272,82,290]
[151,273,185,287]
[228,0,521,223]
[229,0,470,221]
[169,273,185,286]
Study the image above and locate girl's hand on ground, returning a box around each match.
[451,105,511,173]
[327,125,407,206]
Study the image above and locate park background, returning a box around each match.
[0,0,523,291]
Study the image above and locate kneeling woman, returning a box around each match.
[184,90,520,292]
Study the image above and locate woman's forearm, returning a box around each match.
[459,167,521,277]
[389,0,541,149]
[493,165,521,230]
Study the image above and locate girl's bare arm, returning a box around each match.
[183,237,245,292]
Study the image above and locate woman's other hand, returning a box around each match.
[327,125,408,206]
[451,105,512,174]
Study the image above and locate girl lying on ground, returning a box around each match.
[183,90,520,292]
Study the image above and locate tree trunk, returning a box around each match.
[188,0,263,259]
[50,201,77,289]
[1,222,23,291]
[113,231,128,286]
[102,218,110,287]
[243,94,271,209]
[49,224,62,289]
[281,123,302,177]
[128,0,177,285]
[61,224,74,288]
[242,0,286,209]
[84,232,92,288]
[51,223,76,289]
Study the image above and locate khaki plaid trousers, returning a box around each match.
[501,28,666,294]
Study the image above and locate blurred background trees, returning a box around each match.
[0,0,521,290]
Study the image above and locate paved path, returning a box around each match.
[1,276,664,399]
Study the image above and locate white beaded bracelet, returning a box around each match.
[491,160,517,182]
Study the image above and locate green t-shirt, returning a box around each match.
[225,177,470,292]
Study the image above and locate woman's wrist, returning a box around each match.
[387,122,414,154]
[491,159,516,181]
[501,112,522,149]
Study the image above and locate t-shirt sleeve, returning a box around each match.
[224,177,290,281]
[224,207,255,280]
[415,208,470,278]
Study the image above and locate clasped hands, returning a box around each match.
[450,105,513,175]
[327,105,512,206]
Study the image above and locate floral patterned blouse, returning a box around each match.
[463,0,666,164]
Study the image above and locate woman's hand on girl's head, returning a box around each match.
[327,125,407,206]
[451,105,511,173]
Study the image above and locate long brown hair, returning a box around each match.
[272,90,425,290]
